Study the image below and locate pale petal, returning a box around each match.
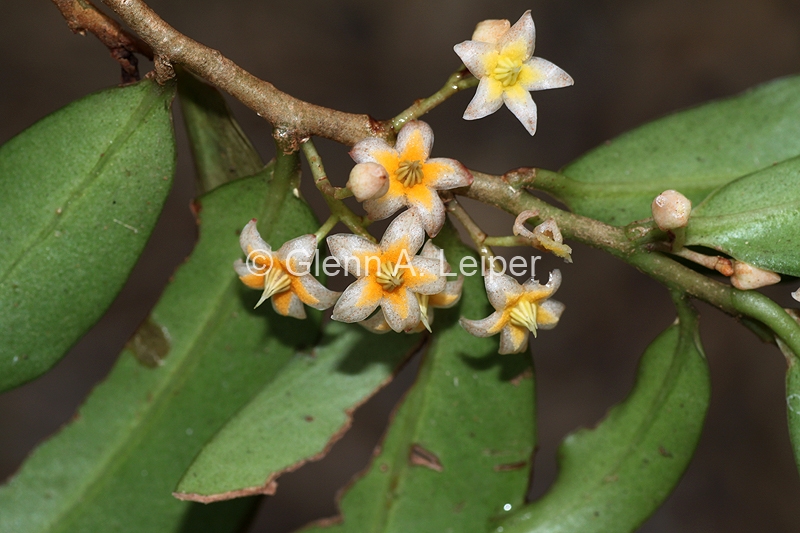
[503,86,538,135]
[293,274,340,310]
[523,269,562,298]
[430,276,464,309]
[463,77,504,120]
[363,191,407,221]
[405,256,446,295]
[472,19,511,44]
[419,240,451,274]
[277,234,317,275]
[485,270,524,311]
[522,57,574,91]
[460,311,506,337]
[424,158,474,190]
[239,219,271,255]
[233,258,253,279]
[332,277,381,323]
[395,121,434,162]
[380,209,425,256]
[499,324,529,354]
[382,287,420,332]
[272,291,306,319]
[326,234,381,278]
[453,40,497,78]
[234,259,265,289]
[406,187,446,237]
[350,137,396,165]
[360,310,392,334]
[498,10,535,58]
[538,299,565,330]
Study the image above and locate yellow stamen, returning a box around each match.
[416,293,432,332]
[255,267,292,308]
[509,299,538,337]
[377,261,403,291]
[396,160,424,187]
[493,56,523,87]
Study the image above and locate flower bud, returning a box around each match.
[651,190,692,231]
[347,162,389,202]
[730,261,781,290]
[792,288,800,303]
[471,19,511,43]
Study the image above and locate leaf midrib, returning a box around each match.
[0,86,164,287]
[44,274,241,533]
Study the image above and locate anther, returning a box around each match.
[396,160,424,187]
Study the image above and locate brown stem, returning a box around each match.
[100,0,392,149]
[52,0,153,82]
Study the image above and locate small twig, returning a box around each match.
[314,215,340,244]
[100,0,391,149]
[442,193,495,264]
[52,0,152,83]
[301,140,375,243]
[462,169,800,355]
[391,66,477,131]
[483,236,531,247]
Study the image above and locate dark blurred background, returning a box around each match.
[2,1,800,531]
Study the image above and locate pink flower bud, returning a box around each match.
[651,190,692,231]
[347,162,389,202]
[730,261,781,290]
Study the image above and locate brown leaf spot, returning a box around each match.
[409,444,443,472]
[127,318,170,368]
[304,415,314,422]
[494,460,527,472]
[659,446,674,458]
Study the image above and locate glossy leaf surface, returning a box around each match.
[178,70,264,194]
[0,159,320,533]
[557,75,800,226]
[684,156,800,276]
[302,223,536,533]
[0,80,176,391]
[176,322,421,501]
[497,298,709,533]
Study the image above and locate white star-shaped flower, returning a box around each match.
[460,269,565,354]
[233,220,340,319]
[327,210,447,332]
[349,120,473,237]
[454,11,573,135]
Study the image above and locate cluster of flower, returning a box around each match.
[233,12,573,354]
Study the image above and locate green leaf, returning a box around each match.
[496,296,709,533]
[0,80,176,391]
[301,223,536,533]
[0,157,321,533]
[684,156,800,276]
[556,75,800,226]
[177,69,264,194]
[175,321,421,501]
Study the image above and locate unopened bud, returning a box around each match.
[347,163,389,202]
[730,261,781,290]
[472,19,511,43]
[792,288,800,303]
[652,190,692,231]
